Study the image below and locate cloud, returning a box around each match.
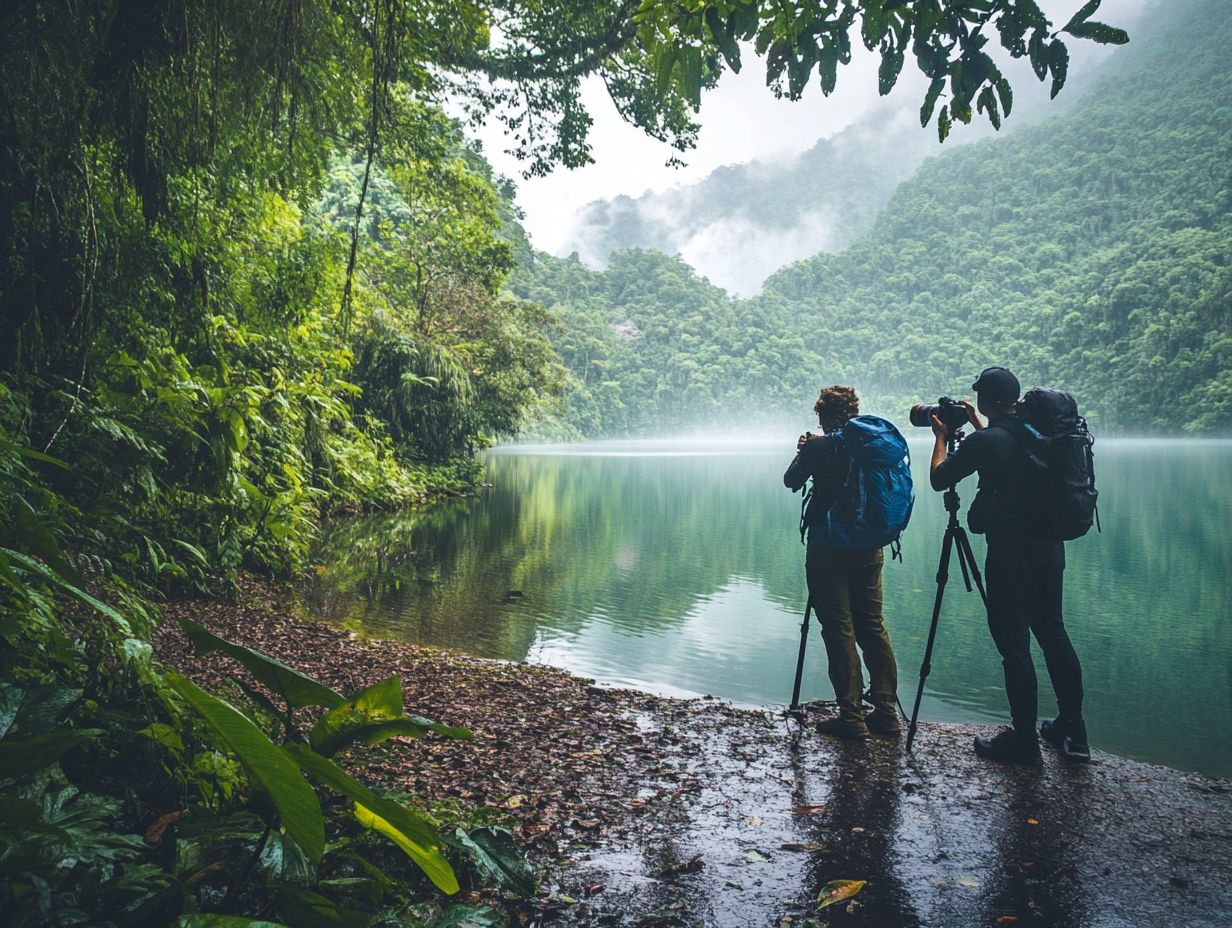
[675,212,839,296]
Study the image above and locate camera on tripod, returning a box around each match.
[908,395,968,432]
[900,393,989,753]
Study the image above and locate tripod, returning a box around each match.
[788,597,815,716]
[788,597,909,720]
[904,445,989,753]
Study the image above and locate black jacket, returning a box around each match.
[932,419,1060,561]
[784,434,848,529]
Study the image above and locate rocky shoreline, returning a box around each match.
[154,575,1232,928]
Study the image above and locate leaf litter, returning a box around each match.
[155,571,1232,928]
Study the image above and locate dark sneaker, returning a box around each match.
[816,716,870,742]
[1061,720,1090,762]
[974,727,1043,767]
[865,709,903,737]
[1039,716,1066,746]
[1041,717,1091,762]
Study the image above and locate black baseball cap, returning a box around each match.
[971,366,1020,404]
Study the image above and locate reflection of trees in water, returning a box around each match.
[307,451,812,660]
[303,444,1232,775]
[894,443,1232,775]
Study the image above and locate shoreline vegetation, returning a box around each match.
[157,572,1232,927]
[3,2,1229,925]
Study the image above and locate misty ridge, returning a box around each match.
[511,0,1231,440]
[555,14,1129,298]
[563,105,938,297]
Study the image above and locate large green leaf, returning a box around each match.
[1063,0,1103,31]
[0,684,81,738]
[284,743,458,894]
[0,684,22,739]
[275,888,367,928]
[178,619,345,710]
[451,827,536,898]
[0,435,68,467]
[308,675,471,756]
[920,75,945,127]
[177,918,290,928]
[1063,20,1129,45]
[0,796,72,840]
[0,728,101,778]
[1047,39,1069,98]
[13,497,82,585]
[165,672,325,861]
[2,547,132,634]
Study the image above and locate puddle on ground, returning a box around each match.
[537,706,1232,928]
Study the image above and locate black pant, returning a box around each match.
[984,538,1084,731]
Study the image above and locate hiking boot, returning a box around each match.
[816,716,870,742]
[974,727,1043,767]
[1039,716,1065,746]
[865,709,903,737]
[1041,717,1090,762]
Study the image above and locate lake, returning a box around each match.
[302,437,1232,778]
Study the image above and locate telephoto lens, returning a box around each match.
[909,403,940,428]
[909,396,967,431]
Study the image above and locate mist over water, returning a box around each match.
[304,436,1232,778]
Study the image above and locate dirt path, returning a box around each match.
[156,577,1232,928]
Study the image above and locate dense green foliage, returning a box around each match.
[516,0,1230,437]
[761,0,1231,434]
[512,248,819,437]
[0,0,1156,923]
[0,432,540,926]
[0,0,574,921]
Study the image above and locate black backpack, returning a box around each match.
[1014,388,1099,541]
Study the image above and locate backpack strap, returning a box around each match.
[797,432,845,546]
[798,482,811,546]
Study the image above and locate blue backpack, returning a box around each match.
[803,416,915,556]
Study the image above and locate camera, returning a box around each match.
[909,396,968,431]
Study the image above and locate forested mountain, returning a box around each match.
[0,2,1146,924]
[515,0,1231,437]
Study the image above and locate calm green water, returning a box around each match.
[303,438,1232,778]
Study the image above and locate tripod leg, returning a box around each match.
[789,598,813,713]
[906,528,955,753]
[956,537,973,592]
[953,528,988,607]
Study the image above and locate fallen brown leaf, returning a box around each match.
[658,855,704,877]
[792,804,828,815]
[143,809,185,845]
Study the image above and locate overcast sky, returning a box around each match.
[468,0,1150,255]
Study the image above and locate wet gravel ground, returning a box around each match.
[542,704,1232,928]
[158,580,1232,928]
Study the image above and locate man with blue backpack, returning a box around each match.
[784,385,914,741]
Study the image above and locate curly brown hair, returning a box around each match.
[814,385,860,429]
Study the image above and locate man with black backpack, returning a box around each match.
[784,385,913,741]
[928,367,1090,766]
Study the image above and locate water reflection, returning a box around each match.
[302,438,1232,777]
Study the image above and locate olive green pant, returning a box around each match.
[805,547,898,724]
